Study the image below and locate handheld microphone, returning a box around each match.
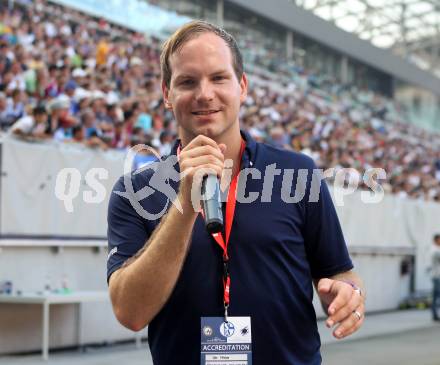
[201,174,223,234]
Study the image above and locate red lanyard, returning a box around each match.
[210,140,245,321]
[177,139,246,321]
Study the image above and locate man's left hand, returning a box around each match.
[317,278,365,339]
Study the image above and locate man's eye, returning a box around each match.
[213,76,225,81]
[181,79,194,86]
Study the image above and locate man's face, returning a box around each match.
[162,32,247,144]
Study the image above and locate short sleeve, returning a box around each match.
[106,176,150,283]
[303,169,353,279]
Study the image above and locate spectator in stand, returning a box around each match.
[9,104,50,139]
[95,36,110,67]
[157,130,173,156]
[79,107,99,138]
[122,109,136,141]
[71,124,108,149]
[0,91,10,129]
[0,38,13,72]
[111,120,127,149]
[47,96,76,140]
[102,102,122,125]
[133,100,152,133]
[7,60,26,91]
[60,79,79,114]
[90,92,107,122]
[5,88,25,122]
[44,64,59,98]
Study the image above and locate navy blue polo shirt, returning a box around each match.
[107,130,353,365]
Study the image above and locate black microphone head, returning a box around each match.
[206,219,223,234]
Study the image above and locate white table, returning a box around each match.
[0,291,109,360]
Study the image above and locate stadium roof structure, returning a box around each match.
[292,0,440,74]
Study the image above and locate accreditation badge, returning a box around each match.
[201,317,252,365]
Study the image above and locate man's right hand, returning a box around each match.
[177,135,226,212]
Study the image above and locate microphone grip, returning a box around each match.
[201,174,224,234]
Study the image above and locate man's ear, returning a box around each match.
[162,80,172,110]
[239,72,248,105]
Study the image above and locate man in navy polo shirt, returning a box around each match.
[107,20,365,364]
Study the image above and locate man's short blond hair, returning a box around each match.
[160,20,243,88]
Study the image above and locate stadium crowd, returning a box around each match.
[0,0,439,201]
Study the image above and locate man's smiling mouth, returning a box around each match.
[191,110,220,115]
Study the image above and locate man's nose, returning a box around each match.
[195,79,214,102]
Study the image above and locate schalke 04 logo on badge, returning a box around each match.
[219,321,235,337]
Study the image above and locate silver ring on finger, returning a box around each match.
[352,310,362,320]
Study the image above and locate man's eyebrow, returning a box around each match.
[173,74,195,82]
[210,69,230,76]
[175,74,194,79]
